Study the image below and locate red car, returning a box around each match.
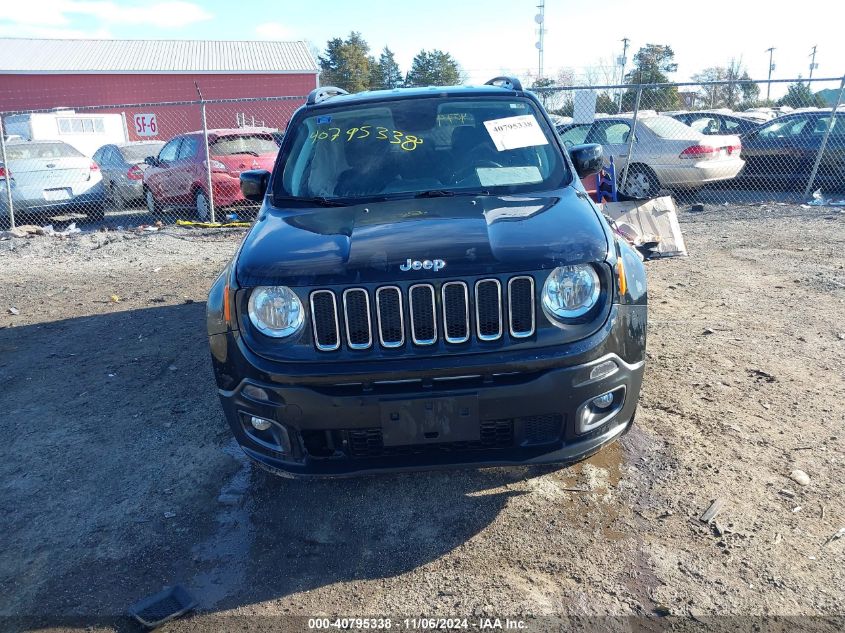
[142,128,279,219]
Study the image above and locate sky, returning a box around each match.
[1,0,843,97]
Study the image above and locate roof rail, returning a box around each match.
[307,86,350,105]
[484,76,523,92]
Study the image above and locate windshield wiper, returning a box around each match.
[414,189,491,198]
[273,195,350,207]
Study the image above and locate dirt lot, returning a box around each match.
[0,202,843,631]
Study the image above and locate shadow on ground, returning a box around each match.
[0,303,535,631]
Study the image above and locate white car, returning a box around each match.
[0,140,105,223]
[557,114,745,198]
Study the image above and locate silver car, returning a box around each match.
[93,141,164,208]
[0,140,105,223]
[557,114,745,198]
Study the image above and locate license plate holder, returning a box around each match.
[43,188,71,201]
[380,395,480,446]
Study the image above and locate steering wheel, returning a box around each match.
[451,160,504,185]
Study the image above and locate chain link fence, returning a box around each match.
[0,95,305,229]
[538,76,845,204]
[2,76,845,231]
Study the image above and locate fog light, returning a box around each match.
[590,360,618,381]
[250,416,273,431]
[243,384,270,401]
[592,392,615,409]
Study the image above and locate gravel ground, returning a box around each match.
[0,202,843,631]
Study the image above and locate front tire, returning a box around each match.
[619,164,660,200]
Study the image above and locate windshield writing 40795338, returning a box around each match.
[308,125,424,151]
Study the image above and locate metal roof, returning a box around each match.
[0,38,318,74]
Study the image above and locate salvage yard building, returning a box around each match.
[0,38,319,143]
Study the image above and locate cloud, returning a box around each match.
[255,22,292,40]
[0,1,213,31]
[0,24,113,39]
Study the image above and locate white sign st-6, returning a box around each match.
[133,113,158,137]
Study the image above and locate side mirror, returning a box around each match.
[144,156,158,167]
[240,169,271,202]
[569,143,603,179]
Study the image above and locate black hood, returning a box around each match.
[236,187,609,287]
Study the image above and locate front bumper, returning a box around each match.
[210,304,646,477]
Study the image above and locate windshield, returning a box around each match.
[274,96,568,201]
[211,134,278,156]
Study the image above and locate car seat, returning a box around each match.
[334,137,392,197]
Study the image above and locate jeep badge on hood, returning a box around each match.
[399,259,446,272]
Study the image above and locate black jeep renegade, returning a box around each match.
[206,77,647,477]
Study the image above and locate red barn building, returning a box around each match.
[0,38,319,142]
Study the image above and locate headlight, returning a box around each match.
[248,286,304,338]
[542,265,601,322]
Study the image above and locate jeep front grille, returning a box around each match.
[309,276,536,352]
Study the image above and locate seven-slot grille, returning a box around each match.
[308,276,536,352]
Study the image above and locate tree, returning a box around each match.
[621,44,681,111]
[778,83,826,108]
[369,47,403,90]
[318,32,372,93]
[531,77,557,110]
[405,49,462,87]
[692,60,759,109]
[595,92,618,114]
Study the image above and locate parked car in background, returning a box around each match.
[668,111,762,136]
[142,128,279,219]
[738,110,845,191]
[0,139,105,225]
[93,141,164,208]
[557,114,744,198]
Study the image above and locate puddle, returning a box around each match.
[582,441,623,487]
[188,440,255,609]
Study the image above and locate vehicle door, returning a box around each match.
[586,120,634,170]
[741,115,810,184]
[171,135,200,204]
[824,114,845,187]
[795,114,845,188]
[147,138,181,202]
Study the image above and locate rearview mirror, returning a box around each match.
[240,169,271,202]
[569,143,603,179]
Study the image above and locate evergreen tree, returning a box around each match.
[318,32,372,93]
[370,47,403,90]
[405,49,462,87]
[778,83,826,108]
